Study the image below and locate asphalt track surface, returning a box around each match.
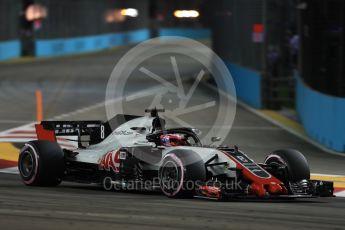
[0,173,344,230]
[1,42,345,229]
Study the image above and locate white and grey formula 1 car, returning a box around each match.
[18,109,333,200]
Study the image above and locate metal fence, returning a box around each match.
[211,0,297,74]
[211,0,265,72]
[209,0,297,108]
[299,0,345,97]
[0,0,21,41]
[35,0,149,39]
[1,0,207,57]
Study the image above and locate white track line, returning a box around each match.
[53,86,164,120]
[0,87,164,148]
[0,120,33,124]
[335,190,345,197]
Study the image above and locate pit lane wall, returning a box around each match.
[296,73,345,152]
[0,40,21,61]
[35,29,150,57]
[35,28,210,57]
[158,28,211,39]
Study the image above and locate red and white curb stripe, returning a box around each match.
[0,123,77,174]
[310,173,345,197]
[0,123,77,149]
[334,189,345,197]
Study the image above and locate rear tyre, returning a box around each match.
[264,149,310,182]
[18,140,65,186]
[158,150,206,198]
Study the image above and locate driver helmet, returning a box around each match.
[160,134,187,147]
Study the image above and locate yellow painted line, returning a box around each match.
[0,143,20,162]
[1,46,120,64]
[311,174,345,188]
[259,109,345,155]
[334,182,345,188]
[1,56,37,64]
[311,175,345,182]
[261,110,307,136]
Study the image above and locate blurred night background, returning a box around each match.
[0,0,345,153]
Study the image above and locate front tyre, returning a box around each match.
[158,150,206,198]
[265,149,310,182]
[18,140,65,186]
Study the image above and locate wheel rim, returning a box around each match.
[266,156,289,182]
[20,150,34,178]
[160,160,181,194]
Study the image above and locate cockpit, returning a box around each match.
[146,128,202,147]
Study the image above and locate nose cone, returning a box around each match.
[250,182,284,197]
[267,182,283,194]
[250,183,266,197]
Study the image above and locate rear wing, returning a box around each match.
[34,114,142,148]
[35,120,105,148]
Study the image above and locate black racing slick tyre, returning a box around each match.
[18,140,65,186]
[158,150,206,198]
[264,149,310,182]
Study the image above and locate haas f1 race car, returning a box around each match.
[18,109,334,200]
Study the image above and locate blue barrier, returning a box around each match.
[34,28,211,57]
[296,73,345,152]
[125,29,151,43]
[159,28,211,39]
[0,40,21,61]
[226,63,262,108]
[35,29,150,57]
[2,28,209,60]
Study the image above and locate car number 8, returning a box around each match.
[100,125,105,139]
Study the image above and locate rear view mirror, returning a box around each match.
[211,137,221,143]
